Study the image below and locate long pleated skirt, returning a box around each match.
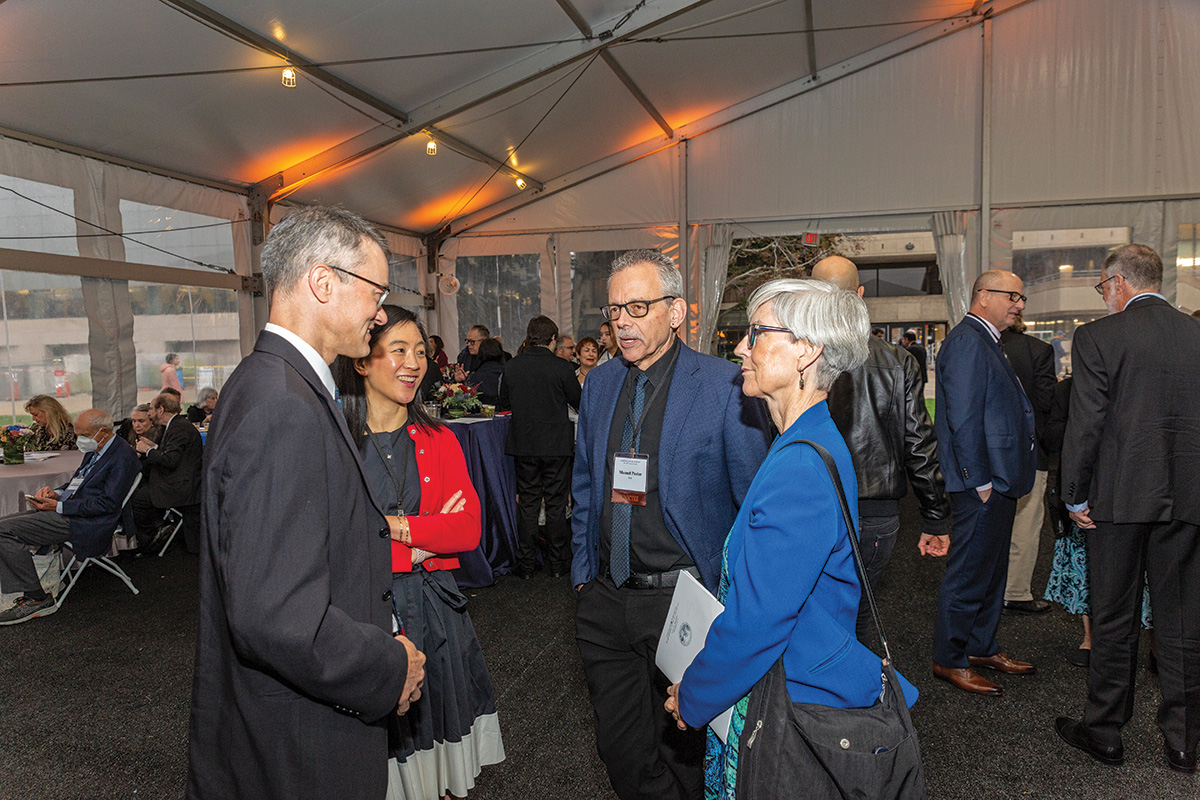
[386,568,505,800]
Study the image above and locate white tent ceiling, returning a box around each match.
[0,0,981,238]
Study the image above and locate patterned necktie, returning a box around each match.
[610,371,648,587]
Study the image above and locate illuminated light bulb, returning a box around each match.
[515,177,527,190]
[426,140,437,156]
[282,67,297,88]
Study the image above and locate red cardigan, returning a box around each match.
[391,423,482,573]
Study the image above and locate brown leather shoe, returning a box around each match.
[932,662,1003,695]
[968,652,1036,675]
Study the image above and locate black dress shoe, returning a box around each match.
[1054,717,1123,766]
[1003,599,1052,614]
[1165,744,1197,773]
[1068,648,1090,669]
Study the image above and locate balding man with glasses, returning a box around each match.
[571,249,770,800]
[931,269,1038,697]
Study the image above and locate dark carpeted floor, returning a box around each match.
[1,494,1195,800]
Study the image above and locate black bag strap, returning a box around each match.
[780,439,892,664]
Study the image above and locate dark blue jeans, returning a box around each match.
[856,514,900,643]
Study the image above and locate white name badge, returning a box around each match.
[612,452,649,506]
[64,475,85,495]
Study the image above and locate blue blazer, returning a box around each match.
[934,315,1036,497]
[570,342,771,591]
[678,403,917,726]
[56,437,142,559]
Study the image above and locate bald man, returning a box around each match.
[811,256,952,643]
[930,270,1037,696]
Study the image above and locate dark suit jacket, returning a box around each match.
[55,437,142,559]
[187,331,409,800]
[570,342,772,591]
[499,347,581,457]
[999,328,1057,470]
[142,414,203,509]
[934,315,1036,497]
[1062,296,1200,525]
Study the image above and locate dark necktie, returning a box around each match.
[610,372,648,587]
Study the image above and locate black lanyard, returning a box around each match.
[368,430,409,517]
[623,343,679,450]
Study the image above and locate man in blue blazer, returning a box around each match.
[0,409,141,625]
[932,270,1037,695]
[572,250,771,800]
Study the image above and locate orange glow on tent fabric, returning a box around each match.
[235,137,351,184]
[402,183,511,231]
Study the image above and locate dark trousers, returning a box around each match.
[576,576,704,800]
[513,455,572,574]
[1083,519,1200,753]
[0,510,71,595]
[933,490,1017,668]
[130,483,167,547]
[855,514,900,644]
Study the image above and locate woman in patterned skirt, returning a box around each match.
[335,305,504,799]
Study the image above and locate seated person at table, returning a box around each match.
[186,387,218,425]
[0,409,141,625]
[131,393,203,555]
[469,338,505,406]
[22,395,77,451]
[119,403,163,451]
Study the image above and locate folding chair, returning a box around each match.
[156,507,185,557]
[55,473,142,608]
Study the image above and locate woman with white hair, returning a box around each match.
[664,278,918,799]
[186,387,218,425]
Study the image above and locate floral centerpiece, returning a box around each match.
[1,426,33,465]
[434,383,483,418]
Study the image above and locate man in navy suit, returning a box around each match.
[572,249,771,800]
[932,270,1037,695]
[0,409,141,625]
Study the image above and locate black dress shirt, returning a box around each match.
[599,338,694,577]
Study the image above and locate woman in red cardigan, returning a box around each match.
[334,306,504,800]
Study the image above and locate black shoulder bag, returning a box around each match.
[736,440,929,800]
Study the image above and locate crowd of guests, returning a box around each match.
[4,204,1195,799]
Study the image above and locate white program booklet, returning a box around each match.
[655,570,734,743]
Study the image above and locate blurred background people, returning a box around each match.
[469,338,506,406]
[22,395,76,451]
[131,393,203,556]
[187,387,219,425]
[429,334,449,371]
[161,352,183,393]
[122,403,163,450]
[575,337,600,385]
[555,334,577,363]
[334,305,505,798]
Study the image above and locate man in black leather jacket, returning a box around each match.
[813,256,952,641]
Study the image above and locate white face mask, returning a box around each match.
[76,436,99,453]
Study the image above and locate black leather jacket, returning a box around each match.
[828,336,950,536]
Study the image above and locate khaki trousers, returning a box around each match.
[1004,469,1048,602]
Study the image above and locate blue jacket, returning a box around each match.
[570,342,771,591]
[934,315,1036,497]
[56,437,142,559]
[678,403,917,727]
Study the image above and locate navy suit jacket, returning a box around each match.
[55,437,142,559]
[934,315,1036,497]
[570,341,771,591]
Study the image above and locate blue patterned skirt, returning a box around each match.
[1043,526,1152,628]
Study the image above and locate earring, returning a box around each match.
[799,369,805,390]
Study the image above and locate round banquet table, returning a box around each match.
[0,451,85,518]
[443,415,519,588]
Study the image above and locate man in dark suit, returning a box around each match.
[0,409,141,625]
[187,206,425,800]
[572,249,771,800]
[130,392,203,555]
[999,313,1057,614]
[500,314,581,578]
[932,270,1037,696]
[901,329,928,388]
[1055,244,1200,774]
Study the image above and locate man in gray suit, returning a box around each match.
[187,206,425,799]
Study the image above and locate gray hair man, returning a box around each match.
[187,205,425,799]
[811,255,951,642]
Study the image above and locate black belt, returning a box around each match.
[613,567,698,590]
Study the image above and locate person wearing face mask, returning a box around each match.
[130,392,203,556]
[0,409,141,625]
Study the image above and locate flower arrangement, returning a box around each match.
[434,383,482,416]
[1,426,33,464]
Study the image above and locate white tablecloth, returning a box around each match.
[0,451,85,518]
